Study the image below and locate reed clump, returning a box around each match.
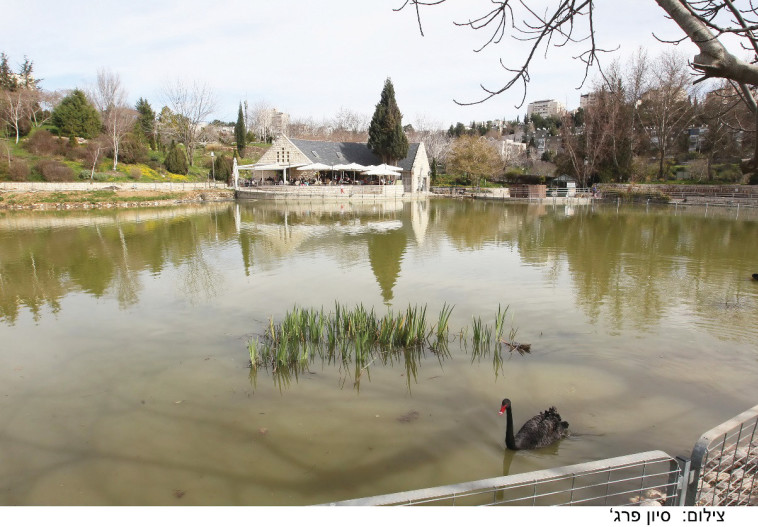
[247,302,530,376]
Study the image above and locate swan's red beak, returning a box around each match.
[498,404,507,415]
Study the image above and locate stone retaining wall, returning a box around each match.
[0,181,228,192]
[237,184,407,202]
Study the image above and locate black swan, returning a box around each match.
[499,398,569,450]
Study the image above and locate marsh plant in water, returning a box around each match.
[247,302,529,388]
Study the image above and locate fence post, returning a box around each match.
[675,456,693,506]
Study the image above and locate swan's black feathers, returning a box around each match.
[505,402,570,450]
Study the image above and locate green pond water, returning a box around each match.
[1,198,757,505]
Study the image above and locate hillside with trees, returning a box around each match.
[0,53,266,185]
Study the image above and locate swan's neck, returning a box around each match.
[504,407,518,450]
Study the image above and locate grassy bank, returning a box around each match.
[1,127,268,185]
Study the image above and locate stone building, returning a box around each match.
[243,136,430,194]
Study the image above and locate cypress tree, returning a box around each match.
[234,103,247,155]
[367,78,408,164]
[164,140,189,175]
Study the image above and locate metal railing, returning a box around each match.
[327,451,681,506]
[685,404,758,506]
[325,404,758,507]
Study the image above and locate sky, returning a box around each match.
[4,0,703,129]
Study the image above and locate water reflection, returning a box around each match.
[3,199,758,505]
[0,205,234,323]
[2,199,758,343]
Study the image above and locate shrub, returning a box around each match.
[65,137,86,161]
[213,154,234,182]
[24,129,59,156]
[118,134,149,165]
[128,167,141,180]
[164,141,189,175]
[8,159,31,181]
[35,159,74,182]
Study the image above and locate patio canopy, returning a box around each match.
[362,167,401,177]
[333,162,366,171]
[365,163,403,172]
[296,162,333,171]
[242,163,308,171]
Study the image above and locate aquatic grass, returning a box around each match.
[248,337,259,368]
[494,304,508,343]
[433,302,454,351]
[249,302,529,386]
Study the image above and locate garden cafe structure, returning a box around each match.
[233,136,430,196]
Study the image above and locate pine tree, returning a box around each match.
[0,52,17,91]
[51,89,101,139]
[19,56,39,89]
[135,97,156,150]
[367,78,408,164]
[234,103,247,155]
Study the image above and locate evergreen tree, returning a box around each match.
[0,52,18,91]
[51,89,101,139]
[164,140,189,175]
[367,78,408,163]
[234,103,247,155]
[135,97,156,150]
[214,153,234,183]
[18,56,39,89]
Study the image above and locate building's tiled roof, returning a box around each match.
[396,143,420,172]
[289,138,420,169]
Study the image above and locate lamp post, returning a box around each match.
[210,151,215,188]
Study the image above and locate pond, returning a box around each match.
[1,198,757,505]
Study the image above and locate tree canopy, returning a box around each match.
[368,78,409,164]
[51,89,101,139]
[447,135,502,186]
[397,0,758,178]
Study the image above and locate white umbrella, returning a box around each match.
[365,163,403,172]
[362,168,402,177]
[250,163,307,170]
[297,163,332,171]
[333,162,366,171]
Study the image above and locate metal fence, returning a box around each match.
[328,451,681,506]
[326,404,758,507]
[685,404,758,506]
